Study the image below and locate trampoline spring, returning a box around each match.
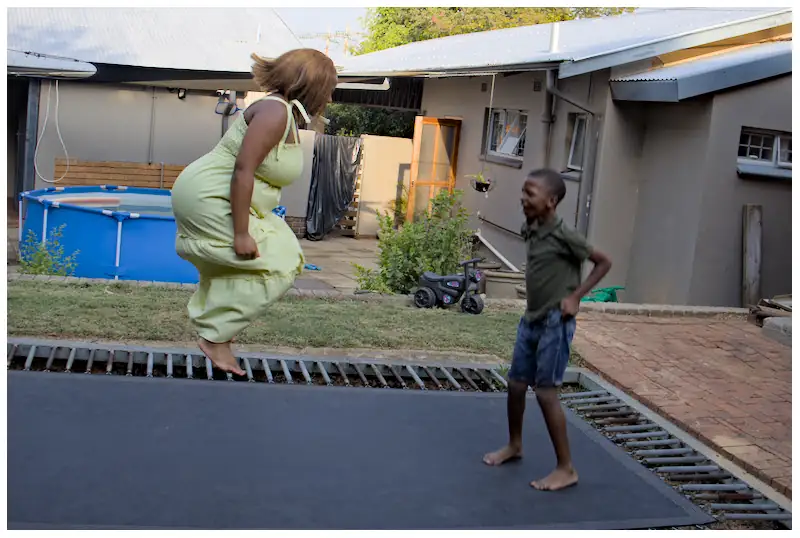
[421,366,444,390]
[242,358,255,382]
[205,358,214,380]
[316,362,332,386]
[298,361,313,385]
[333,362,350,386]
[369,364,389,388]
[605,423,657,433]
[126,352,134,376]
[85,348,97,374]
[625,438,681,448]
[665,472,732,482]
[584,410,633,418]
[166,354,174,378]
[261,358,274,383]
[709,502,780,512]
[694,492,763,501]
[565,396,618,405]
[473,369,498,392]
[405,365,426,390]
[679,484,750,493]
[106,350,115,375]
[65,348,77,373]
[613,430,668,441]
[721,512,792,521]
[45,346,58,372]
[185,354,194,379]
[279,360,293,384]
[489,368,508,389]
[575,402,626,412]
[595,416,642,425]
[387,365,407,389]
[634,448,693,457]
[439,367,462,391]
[657,465,720,474]
[7,344,18,367]
[455,368,480,391]
[644,456,708,465]
[561,390,608,400]
[351,363,369,387]
[23,346,37,371]
[146,352,154,377]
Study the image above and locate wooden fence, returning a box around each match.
[53,159,186,189]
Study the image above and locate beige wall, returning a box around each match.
[625,99,714,305]
[280,129,316,218]
[689,75,792,306]
[356,134,413,238]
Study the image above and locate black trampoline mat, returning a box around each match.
[8,371,713,530]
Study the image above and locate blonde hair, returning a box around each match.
[251,48,338,122]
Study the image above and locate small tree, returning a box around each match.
[19,224,79,276]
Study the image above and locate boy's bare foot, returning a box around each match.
[198,338,245,376]
[483,445,523,466]
[530,466,578,491]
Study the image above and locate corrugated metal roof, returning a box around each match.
[611,40,792,81]
[609,40,792,102]
[7,8,304,73]
[338,8,791,78]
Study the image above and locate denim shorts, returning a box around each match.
[508,308,576,388]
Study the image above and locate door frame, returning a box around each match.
[406,116,461,223]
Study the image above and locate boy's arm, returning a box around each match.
[561,248,612,317]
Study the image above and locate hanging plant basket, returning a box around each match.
[467,173,495,193]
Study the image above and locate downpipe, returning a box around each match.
[545,71,601,237]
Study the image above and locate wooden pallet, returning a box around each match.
[53,158,186,189]
[337,144,364,238]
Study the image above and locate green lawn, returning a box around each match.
[8,280,524,359]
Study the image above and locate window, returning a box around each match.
[738,128,792,169]
[486,109,527,159]
[567,114,587,171]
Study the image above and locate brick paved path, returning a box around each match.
[574,312,792,498]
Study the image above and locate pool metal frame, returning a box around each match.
[19,185,195,283]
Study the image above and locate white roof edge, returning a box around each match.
[7,49,97,79]
[558,8,792,79]
[337,62,565,79]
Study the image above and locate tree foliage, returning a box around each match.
[359,7,636,54]
[324,103,415,138]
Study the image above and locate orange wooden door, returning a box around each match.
[406,117,462,222]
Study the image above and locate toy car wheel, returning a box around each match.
[461,294,484,315]
[413,287,437,309]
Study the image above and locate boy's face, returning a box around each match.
[521,177,556,220]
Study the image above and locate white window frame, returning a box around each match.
[567,114,588,171]
[737,128,792,170]
[486,109,528,160]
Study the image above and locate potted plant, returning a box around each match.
[466,171,493,193]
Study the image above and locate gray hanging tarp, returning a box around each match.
[305,134,362,241]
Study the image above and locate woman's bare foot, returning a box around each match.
[530,466,579,491]
[483,444,523,466]
[198,338,245,376]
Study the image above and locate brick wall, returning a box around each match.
[285,216,307,238]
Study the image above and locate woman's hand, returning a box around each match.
[234,233,259,259]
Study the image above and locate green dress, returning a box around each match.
[171,94,308,343]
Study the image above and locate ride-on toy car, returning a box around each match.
[413,258,484,314]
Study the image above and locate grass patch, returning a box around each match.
[8,281,526,359]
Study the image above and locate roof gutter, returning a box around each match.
[337,61,564,79]
[8,49,97,79]
[558,8,793,79]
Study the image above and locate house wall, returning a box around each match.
[357,134,413,238]
[688,74,792,306]
[624,99,714,305]
[33,81,315,219]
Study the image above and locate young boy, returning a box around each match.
[483,168,612,491]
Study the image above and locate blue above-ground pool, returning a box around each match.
[19,185,199,284]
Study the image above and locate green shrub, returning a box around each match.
[355,189,475,294]
[19,224,79,277]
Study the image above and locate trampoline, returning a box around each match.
[8,371,713,530]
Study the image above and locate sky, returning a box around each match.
[274,7,369,64]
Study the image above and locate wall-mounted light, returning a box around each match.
[177,88,187,100]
